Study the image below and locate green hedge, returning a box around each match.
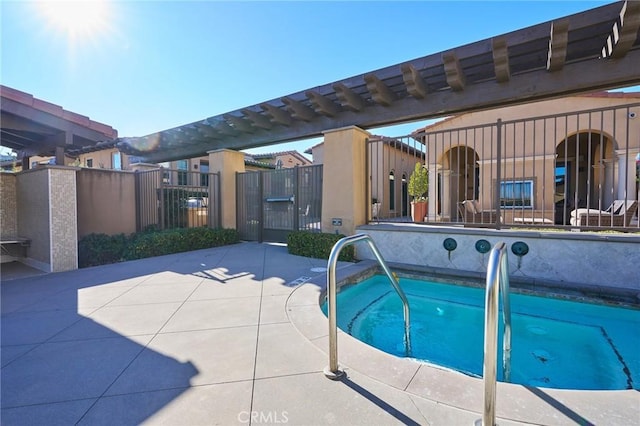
[78,227,239,268]
[287,231,355,262]
[78,233,129,267]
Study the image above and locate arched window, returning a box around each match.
[389,171,395,211]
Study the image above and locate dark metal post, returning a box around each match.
[293,166,300,232]
[494,119,502,230]
[258,171,264,243]
[134,170,141,232]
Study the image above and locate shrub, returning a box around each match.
[78,228,239,267]
[126,227,239,260]
[287,231,355,262]
[78,233,128,267]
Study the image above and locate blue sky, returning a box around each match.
[1,0,627,158]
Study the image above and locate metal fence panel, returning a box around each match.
[237,164,323,242]
[297,165,323,232]
[263,168,295,235]
[236,171,261,241]
[135,167,220,231]
[369,102,639,231]
[135,169,161,232]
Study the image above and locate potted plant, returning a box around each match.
[408,162,428,222]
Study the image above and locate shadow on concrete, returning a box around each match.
[1,242,337,423]
[341,375,421,425]
[525,386,594,426]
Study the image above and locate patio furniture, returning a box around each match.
[570,200,638,227]
[513,217,554,225]
[457,200,502,224]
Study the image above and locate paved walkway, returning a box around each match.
[1,242,637,425]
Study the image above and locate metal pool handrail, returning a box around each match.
[477,242,512,426]
[323,233,411,380]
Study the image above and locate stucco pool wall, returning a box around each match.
[356,223,640,297]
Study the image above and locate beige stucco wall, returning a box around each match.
[321,126,370,235]
[209,149,245,229]
[369,142,421,218]
[16,168,51,268]
[1,173,18,238]
[49,168,78,271]
[427,96,639,149]
[310,144,324,164]
[78,148,129,170]
[76,168,137,238]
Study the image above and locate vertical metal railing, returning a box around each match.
[324,233,411,380]
[366,135,426,222]
[477,242,512,426]
[368,102,639,230]
[134,167,219,231]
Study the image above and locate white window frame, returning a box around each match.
[499,179,534,209]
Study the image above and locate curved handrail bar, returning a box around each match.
[324,233,411,380]
[479,242,512,426]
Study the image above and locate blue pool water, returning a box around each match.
[323,275,640,390]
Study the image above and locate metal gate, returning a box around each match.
[135,167,221,231]
[237,165,322,242]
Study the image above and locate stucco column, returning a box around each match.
[439,169,452,221]
[602,158,618,208]
[427,167,438,221]
[16,165,79,272]
[208,149,245,229]
[615,148,640,200]
[321,126,370,235]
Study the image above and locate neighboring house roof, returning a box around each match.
[1,85,117,157]
[243,155,276,169]
[308,135,424,157]
[249,150,312,165]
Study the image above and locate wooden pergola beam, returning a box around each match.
[260,103,292,126]
[401,64,428,99]
[195,122,220,139]
[281,97,316,122]
[180,126,201,140]
[224,114,255,133]
[547,19,570,71]
[305,91,341,117]
[492,37,511,82]
[602,0,640,59]
[115,2,640,163]
[442,51,466,91]
[333,83,366,111]
[242,109,272,130]
[210,120,239,137]
[364,74,396,106]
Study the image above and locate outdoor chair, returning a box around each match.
[570,200,638,227]
[457,200,502,224]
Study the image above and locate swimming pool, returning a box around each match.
[322,274,640,390]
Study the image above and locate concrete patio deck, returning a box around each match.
[1,242,637,425]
